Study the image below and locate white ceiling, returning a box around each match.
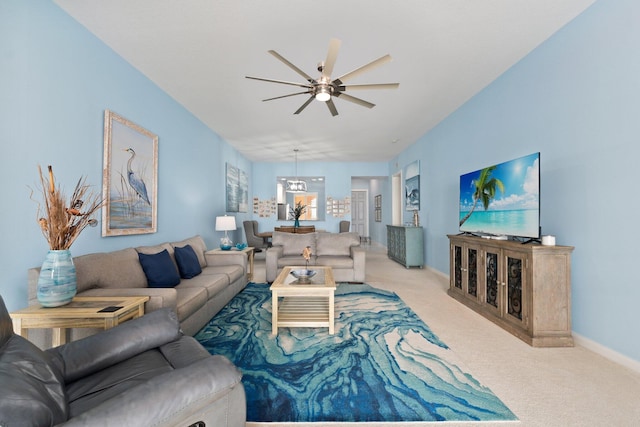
[54,0,596,163]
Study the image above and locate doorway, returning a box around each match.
[351,190,368,239]
[392,171,402,226]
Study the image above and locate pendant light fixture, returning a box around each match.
[286,149,307,193]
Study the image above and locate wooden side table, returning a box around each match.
[10,296,149,347]
[207,246,255,281]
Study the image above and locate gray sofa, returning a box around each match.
[266,231,365,282]
[0,296,246,426]
[27,235,248,347]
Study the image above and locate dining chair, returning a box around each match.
[243,221,270,251]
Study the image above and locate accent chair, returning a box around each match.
[243,220,271,251]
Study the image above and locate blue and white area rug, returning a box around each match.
[195,283,516,423]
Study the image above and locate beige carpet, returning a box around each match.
[249,245,640,427]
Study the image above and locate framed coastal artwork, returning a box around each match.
[405,160,420,211]
[226,163,249,213]
[102,110,158,236]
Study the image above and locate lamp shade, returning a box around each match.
[215,215,236,231]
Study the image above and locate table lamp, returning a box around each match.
[215,215,236,250]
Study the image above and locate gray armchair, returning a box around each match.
[339,220,350,232]
[0,296,246,426]
[243,220,271,251]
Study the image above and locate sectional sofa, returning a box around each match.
[27,235,248,347]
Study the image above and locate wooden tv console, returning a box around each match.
[447,234,574,347]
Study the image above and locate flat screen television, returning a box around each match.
[459,152,540,239]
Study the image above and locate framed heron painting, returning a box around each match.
[102,110,158,236]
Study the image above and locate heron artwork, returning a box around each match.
[124,148,150,205]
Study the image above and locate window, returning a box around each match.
[294,193,318,220]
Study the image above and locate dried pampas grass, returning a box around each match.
[32,165,104,250]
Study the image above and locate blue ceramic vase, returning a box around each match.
[37,249,77,307]
[294,218,300,228]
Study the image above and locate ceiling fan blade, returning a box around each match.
[334,92,375,109]
[268,50,316,83]
[326,98,339,116]
[263,91,312,102]
[321,38,341,80]
[333,54,392,85]
[294,95,315,115]
[246,76,312,89]
[339,83,399,91]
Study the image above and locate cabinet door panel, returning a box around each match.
[453,244,463,291]
[506,257,523,320]
[397,230,407,262]
[467,247,478,298]
[503,250,528,329]
[485,250,500,310]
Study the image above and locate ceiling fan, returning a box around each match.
[245,38,399,116]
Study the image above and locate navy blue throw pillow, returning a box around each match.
[174,244,202,279]
[138,249,181,288]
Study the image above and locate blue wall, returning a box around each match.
[3,0,639,364]
[391,0,640,361]
[0,0,251,312]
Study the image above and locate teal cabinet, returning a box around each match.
[386,226,424,268]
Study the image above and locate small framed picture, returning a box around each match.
[375,194,382,221]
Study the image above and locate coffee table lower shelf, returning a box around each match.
[275,296,333,332]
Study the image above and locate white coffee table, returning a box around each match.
[270,266,336,335]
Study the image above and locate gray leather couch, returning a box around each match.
[266,231,365,282]
[0,296,246,426]
[27,235,248,347]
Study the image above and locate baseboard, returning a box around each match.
[438,271,640,373]
[426,265,449,281]
[572,332,640,374]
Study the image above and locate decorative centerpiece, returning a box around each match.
[290,269,316,283]
[290,202,306,228]
[32,165,103,307]
[302,245,312,268]
[290,246,315,283]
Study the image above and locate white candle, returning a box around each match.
[542,235,556,246]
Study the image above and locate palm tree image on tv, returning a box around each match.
[459,153,540,238]
[459,166,504,227]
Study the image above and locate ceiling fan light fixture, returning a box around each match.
[315,86,331,102]
[249,38,398,115]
